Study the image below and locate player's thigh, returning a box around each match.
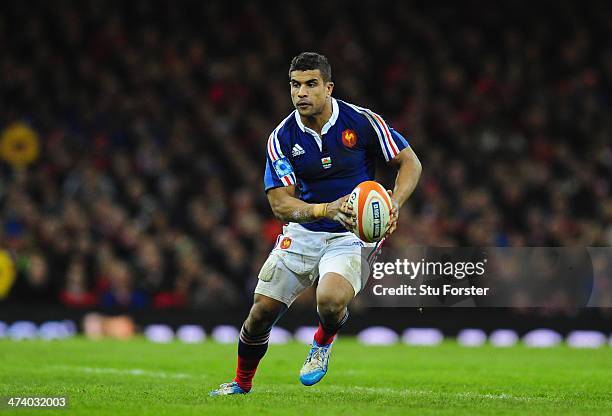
[255,252,317,307]
[318,246,370,298]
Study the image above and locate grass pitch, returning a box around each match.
[0,337,610,415]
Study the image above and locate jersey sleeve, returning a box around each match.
[263,131,297,192]
[361,109,409,162]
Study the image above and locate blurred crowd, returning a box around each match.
[1,0,611,309]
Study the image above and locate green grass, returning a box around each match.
[0,337,610,415]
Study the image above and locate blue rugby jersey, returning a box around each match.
[264,98,409,233]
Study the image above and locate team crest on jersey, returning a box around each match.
[321,156,332,169]
[280,237,292,249]
[342,129,357,148]
[272,157,294,178]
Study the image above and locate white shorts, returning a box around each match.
[255,223,376,306]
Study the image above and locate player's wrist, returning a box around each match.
[312,203,329,219]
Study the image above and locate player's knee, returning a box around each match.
[316,293,347,318]
[245,301,281,333]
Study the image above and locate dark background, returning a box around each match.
[1,0,611,333]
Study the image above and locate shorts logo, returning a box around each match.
[280,237,292,249]
[342,129,357,148]
[372,201,381,239]
[273,157,294,178]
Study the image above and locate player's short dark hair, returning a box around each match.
[289,52,332,82]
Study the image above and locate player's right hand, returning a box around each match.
[385,189,400,237]
[326,194,355,230]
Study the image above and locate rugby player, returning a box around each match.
[211,52,421,395]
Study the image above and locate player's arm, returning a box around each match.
[360,107,421,237]
[267,186,355,230]
[386,145,422,235]
[389,145,422,207]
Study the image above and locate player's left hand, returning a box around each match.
[327,194,356,230]
[385,190,400,237]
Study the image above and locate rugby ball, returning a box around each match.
[348,181,392,243]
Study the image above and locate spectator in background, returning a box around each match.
[60,257,97,308]
[99,259,148,309]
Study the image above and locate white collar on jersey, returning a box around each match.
[294,97,339,137]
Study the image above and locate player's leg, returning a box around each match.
[211,227,319,396]
[210,294,286,396]
[299,234,371,387]
[299,271,354,386]
[235,294,287,391]
[315,272,354,344]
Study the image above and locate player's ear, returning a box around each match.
[326,81,334,97]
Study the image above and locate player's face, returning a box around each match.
[290,70,334,117]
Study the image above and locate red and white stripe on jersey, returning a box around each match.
[267,115,297,186]
[344,102,400,161]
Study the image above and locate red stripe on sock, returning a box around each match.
[234,356,260,392]
[313,322,336,346]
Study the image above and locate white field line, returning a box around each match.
[322,385,553,403]
[51,365,200,380]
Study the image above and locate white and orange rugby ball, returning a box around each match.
[348,181,392,243]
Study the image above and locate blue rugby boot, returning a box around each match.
[299,340,333,386]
